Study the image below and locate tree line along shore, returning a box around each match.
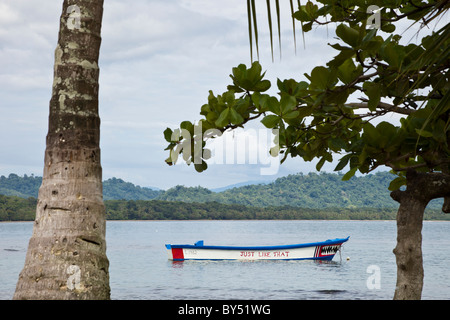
[1,194,447,222]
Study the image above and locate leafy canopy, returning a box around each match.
[164,0,449,192]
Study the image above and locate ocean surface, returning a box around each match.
[1,220,449,300]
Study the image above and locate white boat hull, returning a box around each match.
[166,237,349,261]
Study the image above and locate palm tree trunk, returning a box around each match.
[14,0,110,300]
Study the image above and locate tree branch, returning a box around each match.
[346,101,415,115]
[390,169,450,205]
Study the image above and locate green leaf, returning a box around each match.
[342,167,357,181]
[362,122,379,142]
[380,41,404,68]
[334,154,352,171]
[248,61,263,81]
[336,24,360,47]
[329,43,352,51]
[215,108,230,127]
[326,88,350,105]
[229,61,270,92]
[362,28,377,44]
[252,92,268,112]
[164,128,173,142]
[364,82,381,111]
[293,1,319,22]
[194,160,208,173]
[180,121,194,134]
[328,137,347,151]
[328,49,355,69]
[200,103,211,116]
[316,156,326,171]
[381,23,396,33]
[261,114,280,128]
[302,21,312,32]
[375,121,398,149]
[337,58,356,83]
[266,97,281,115]
[415,128,433,138]
[310,66,333,90]
[304,1,319,19]
[253,79,271,92]
[377,121,397,137]
[205,111,218,124]
[283,110,300,120]
[293,6,310,21]
[230,108,244,125]
[388,176,406,191]
[280,94,297,114]
[297,105,313,119]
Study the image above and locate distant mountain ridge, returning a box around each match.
[0,171,443,209]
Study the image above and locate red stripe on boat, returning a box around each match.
[172,248,184,260]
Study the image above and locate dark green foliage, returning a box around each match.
[0,174,42,198]
[2,195,446,222]
[156,185,213,202]
[0,174,162,201]
[0,195,37,221]
[103,200,402,221]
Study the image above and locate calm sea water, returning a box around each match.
[1,220,449,300]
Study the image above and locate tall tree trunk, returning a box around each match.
[391,170,450,300]
[14,0,109,300]
[392,193,426,300]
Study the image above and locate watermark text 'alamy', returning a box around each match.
[170,123,280,176]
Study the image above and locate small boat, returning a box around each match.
[165,236,349,261]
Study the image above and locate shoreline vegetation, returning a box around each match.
[0,195,447,222]
[1,172,448,221]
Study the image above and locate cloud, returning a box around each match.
[0,0,347,189]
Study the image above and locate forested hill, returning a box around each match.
[102,177,161,200]
[157,172,402,209]
[0,171,443,209]
[160,171,442,209]
[0,174,42,198]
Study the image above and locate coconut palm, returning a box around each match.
[14,0,110,300]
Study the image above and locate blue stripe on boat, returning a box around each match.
[165,236,349,251]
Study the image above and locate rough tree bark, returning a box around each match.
[14,0,110,300]
[391,169,450,300]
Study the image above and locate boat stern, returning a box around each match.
[165,244,173,260]
[166,244,185,261]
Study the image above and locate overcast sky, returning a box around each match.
[0,1,439,190]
